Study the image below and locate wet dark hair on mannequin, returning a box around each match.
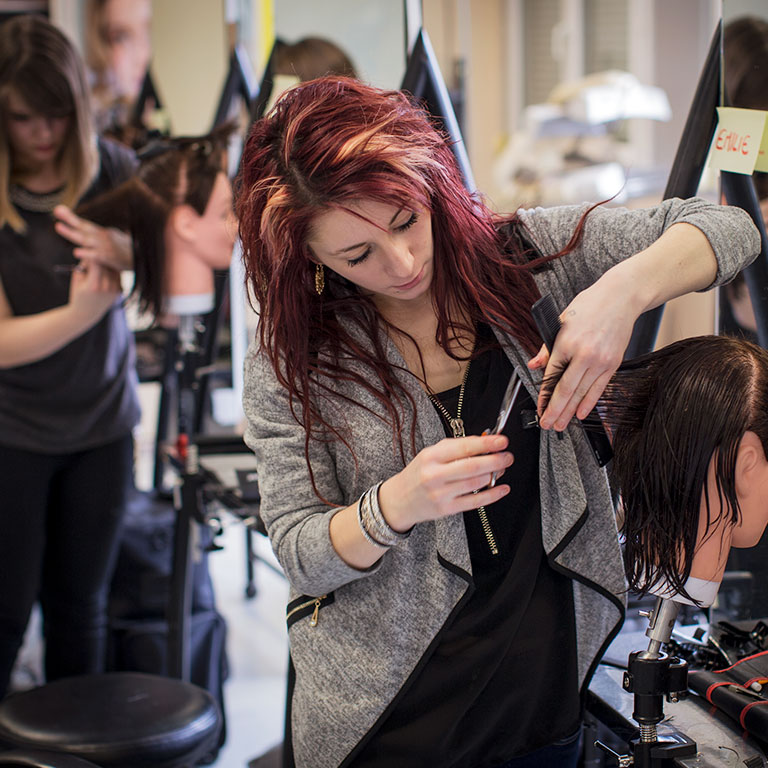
[77,121,235,318]
[541,335,768,602]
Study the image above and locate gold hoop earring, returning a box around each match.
[315,263,325,295]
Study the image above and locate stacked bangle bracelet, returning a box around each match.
[357,481,412,548]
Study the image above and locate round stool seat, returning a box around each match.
[0,748,103,766]
[0,673,221,768]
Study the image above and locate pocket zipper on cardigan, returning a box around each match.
[286,594,330,628]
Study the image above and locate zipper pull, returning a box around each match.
[310,598,322,627]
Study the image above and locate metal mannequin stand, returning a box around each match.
[163,313,275,678]
[596,598,697,767]
[166,313,208,680]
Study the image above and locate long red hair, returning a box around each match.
[236,77,582,477]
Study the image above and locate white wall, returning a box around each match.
[151,0,229,135]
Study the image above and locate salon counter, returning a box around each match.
[587,630,767,767]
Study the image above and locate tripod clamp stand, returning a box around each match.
[596,597,697,767]
[166,313,220,681]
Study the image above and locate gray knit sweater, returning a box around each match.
[243,197,759,768]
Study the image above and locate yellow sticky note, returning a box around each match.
[756,119,768,173]
[709,107,768,175]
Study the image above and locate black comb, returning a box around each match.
[531,294,613,468]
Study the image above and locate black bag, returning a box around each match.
[107,488,229,762]
[109,489,217,619]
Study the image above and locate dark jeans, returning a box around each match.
[496,727,581,768]
[0,435,134,697]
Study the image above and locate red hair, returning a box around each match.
[235,77,580,482]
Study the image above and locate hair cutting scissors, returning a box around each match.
[482,369,523,487]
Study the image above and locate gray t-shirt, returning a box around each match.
[0,139,141,454]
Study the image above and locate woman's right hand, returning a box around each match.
[379,434,513,532]
[67,260,122,322]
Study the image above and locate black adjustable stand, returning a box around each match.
[166,314,210,681]
[163,313,274,678]
[596,598,697,767]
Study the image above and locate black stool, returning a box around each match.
[0,673,221,767]
[0,749,102,766]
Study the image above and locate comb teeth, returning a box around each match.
[531,294,562,351]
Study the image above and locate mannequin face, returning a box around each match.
[187,171,236,269]
[163,171,235,306]
[731,431,768,547]
[102,0,152,100]
[690,431,768,585]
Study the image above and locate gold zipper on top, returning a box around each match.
[476,505,499,555]
[286,595,326,627]
[428,360,499,556]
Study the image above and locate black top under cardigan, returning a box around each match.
[355,325,581,767]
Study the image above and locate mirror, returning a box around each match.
[720,0,768,623]
[273,0,406,90]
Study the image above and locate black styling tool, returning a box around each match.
[531,293,613,467]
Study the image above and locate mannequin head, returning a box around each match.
[77,123,236,318]
[162,167,234,315]
[596,335,768,603]
[542,335,768,604]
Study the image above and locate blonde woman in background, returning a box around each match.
[0,15,139,698]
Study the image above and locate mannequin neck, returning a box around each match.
[164,224,216,309]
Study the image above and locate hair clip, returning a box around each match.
[188,140,214,156]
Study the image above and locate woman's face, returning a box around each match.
[307,199,434,310]
[4,90,70,173]
[102,0,152,100]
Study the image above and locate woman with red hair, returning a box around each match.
[236,77,759,768]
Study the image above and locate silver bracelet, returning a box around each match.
[363,481,412,546]
[357,492,390,548]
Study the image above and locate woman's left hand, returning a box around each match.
[527,274,639,431]
[53,205,133,271]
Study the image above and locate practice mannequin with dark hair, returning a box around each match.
[77,124,236,321]
[236,77,760,768]
[541,335,768,609]
[0,15,140,697]
[596,335,768,606]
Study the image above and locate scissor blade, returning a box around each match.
[487,373,523,488]
[492,374,523,435]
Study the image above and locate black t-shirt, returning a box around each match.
[354,327,580,767]
[0,138,140,453]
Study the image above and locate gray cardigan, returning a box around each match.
[243,197,759,768]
